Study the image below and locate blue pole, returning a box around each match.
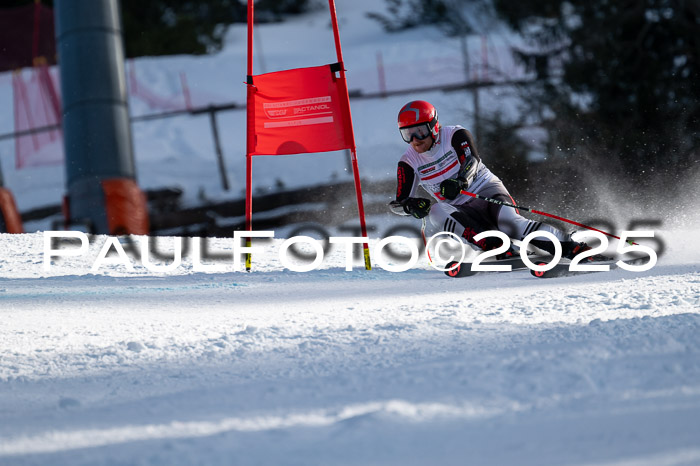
[55,0,140,233]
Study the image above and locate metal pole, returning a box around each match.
[376,51,386,97]
[55,0,142,234]
[460,33,470,84]
[460,33,480,143]
[208,109,230,191]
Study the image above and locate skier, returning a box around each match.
[388,100,589,259]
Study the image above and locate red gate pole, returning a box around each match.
[328,0,372,270]
[245,0,255,271]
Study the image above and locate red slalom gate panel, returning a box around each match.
[247,64,353,156]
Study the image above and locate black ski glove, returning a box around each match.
[439,178,465,200]
[402,197,431,219]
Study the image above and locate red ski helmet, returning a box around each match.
[397,100,440,143]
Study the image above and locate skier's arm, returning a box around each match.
[389,161,430,218]
[452,129,480,188]
[395,161,417,202]
[439,129,481,199]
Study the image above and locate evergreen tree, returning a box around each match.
[1,0,314,58]
[366,0,454,34]
[120,0,246,56]
[121,0,314,57]
[493,0,700,185]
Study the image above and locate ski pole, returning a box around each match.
[460,190,636,245]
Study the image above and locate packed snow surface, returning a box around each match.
[1,230,699,465]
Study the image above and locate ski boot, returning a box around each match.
[564,242,613,262]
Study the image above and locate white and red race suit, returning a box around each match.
[390,125,572,253]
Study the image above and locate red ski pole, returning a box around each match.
[460,190,636,244]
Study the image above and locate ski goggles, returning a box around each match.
[399,123,431,143]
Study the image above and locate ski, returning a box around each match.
[530,256,649,279]
[444,254,554,278]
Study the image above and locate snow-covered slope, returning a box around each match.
[0,229,699,465]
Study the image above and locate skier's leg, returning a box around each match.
[475,178,581,257]
[427,201,502,251]
[496,204,574,255]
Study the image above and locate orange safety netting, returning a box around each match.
[0,187,24,233]
[12,65,63,169]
